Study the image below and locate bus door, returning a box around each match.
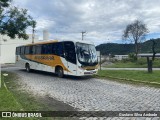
[64,41,77,75]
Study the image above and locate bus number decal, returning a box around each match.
[34,56,54,60]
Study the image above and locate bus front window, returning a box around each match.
[76,42,98,66]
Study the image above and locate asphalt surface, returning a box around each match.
[1,67,160,120]
[101,67,160,71]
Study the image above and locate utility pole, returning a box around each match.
[31,21,36,43]
[32,28,35,43]
[81,31,86,40]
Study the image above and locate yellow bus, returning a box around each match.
[15,40,98,77]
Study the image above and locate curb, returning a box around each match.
[106,75,160,85]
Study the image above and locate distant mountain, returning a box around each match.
[96,38,160,55]
[141,38,160,53]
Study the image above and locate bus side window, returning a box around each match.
[51,43,62,56]
[25,46,30,54]
[54,42,64,57]
[47,44,52,54]
[32,46,36,54]
[19,47,21,55]
[41,45,44,54]
[64,42,76,64]
[58,43,64,57]
[41,44,49,54]
[52,44,56,54]
[29,46,33,54]
[20,46,25,55]
[36,45,42,54]
[16,47,20,55]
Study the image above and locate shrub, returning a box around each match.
[122,58,130,63]
[136,58,146,65]
[128,53,137,62]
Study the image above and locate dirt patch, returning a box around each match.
[38,95,77,111]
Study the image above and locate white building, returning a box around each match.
[138,53,160,58]
[0,34,39,64]
[114,55,128,60]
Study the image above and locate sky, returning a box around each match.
[12,0,160,45]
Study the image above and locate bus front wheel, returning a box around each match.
[26,64,31,72]
[56,67,64,78]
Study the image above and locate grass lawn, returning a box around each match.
[0,73,30,120]
[105,58,160,68]
[97,70,160,86]
[106,61,147,68]
[0,74,22,111]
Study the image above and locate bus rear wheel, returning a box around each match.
[26,64,31,72]
[56,67,64,78]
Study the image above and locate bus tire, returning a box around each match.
[56,67,64,78]
[25,63,31,72]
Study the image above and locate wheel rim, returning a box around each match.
[26,67,28,72]
[58,68,63,77]
[26,65,30,72]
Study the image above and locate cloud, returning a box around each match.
[13,0,160,45]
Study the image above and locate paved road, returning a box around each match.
[101,67,160,71]
[2,67,160,120]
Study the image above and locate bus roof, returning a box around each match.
[23,39,95,46]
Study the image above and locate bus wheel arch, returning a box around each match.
[55,66,64,78]
[25,63,31,72]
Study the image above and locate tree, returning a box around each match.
[0,0,36,39]
[122,20,149,59]
[147,40,157,73]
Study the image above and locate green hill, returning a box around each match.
[141,38,160,53]
[96,38,160,55]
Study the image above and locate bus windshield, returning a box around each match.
[76,42,98,66]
